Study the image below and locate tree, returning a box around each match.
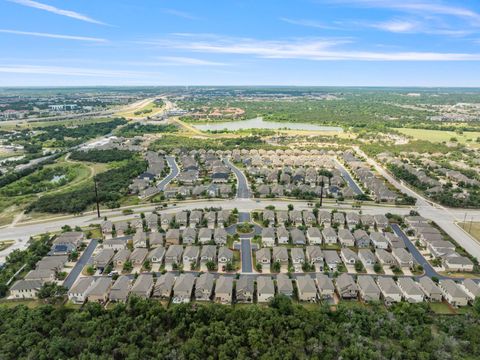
[38,283,66,303]
[86,265,95,275]
[287,204,294,211]
[373,263,382,273]
[206,261,216,271]
[123,261,133,272]
[272,261,281,273]
[256,263,262,272]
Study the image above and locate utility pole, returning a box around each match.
[93,175,100,218]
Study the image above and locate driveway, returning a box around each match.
[63,239,98,289]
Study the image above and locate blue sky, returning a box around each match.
[0,0,479,86]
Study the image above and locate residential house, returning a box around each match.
[175,211,188,229]
[296,275,317,302]
[276,226,289,245]
[263,210,275,226]
[291,229,306,245]
[374,214,389,230]
[103,238,127,250]
[68,277,96,304]
[205,211,216,229]
[276,274,294,298]
[392,248,414,269]
[165,229,180,246]
[276,211,289,224]
[215,276,233,304]
[461,279,480,302]
[324,250,341,271]
[9,280,43,299]
[182,228,197,245]
[377,277,402,305]
[439,279,469,307]
[317,211,331,226]
[113,249,131,268]
[358,249,377,267]
[131,274,154,299]
[24,269,55,282]
[306,246,324,271]
[195,273,215,301]
[93,249,115,270]
[336,273,358,299]
[152,272,175,299]
[148,232,163,248]
[289,210,303,226]
[236,276,254,303]
[218,247,233,271]
[306,227,322,245]
[182,246,200,269]
[148,246,165,264]
[165,245,183,270]
[109,275,132,303]
[146,213,159,232]
[214,228,228,246]
[272,247,289,268]
[160,213,174,230]
[291,248,305,271]
[200,245,217,267]
[370,232,389,249]
[357,275,381,302]
[189,210,203,228]
[419,276,443,302]
[332,212,345,226]
[257,277,275,302]
[198,228,213,244]
[397,278,424,303]
[444,256,474,272]
[360,214,375,228]
[385,233,405,249]
[375,249,395,267]
[345,213,360,229]
[130,248,148,267]
[53,231,84,249]
[338,229,355,247]
[322,227,337,244]
[340,248,359,265]
[256,248,271,270]
[353,229,370,248]
[133,231,147,248]
[173,274,195,303]
[101,220,113,239]
[302,210,316,226]
[262,227,276,247]
[87,277,112,303]
[316,274,335,300]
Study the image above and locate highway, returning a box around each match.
[223,158,251,199]
[156,156,179,191]
[63,239,98,289]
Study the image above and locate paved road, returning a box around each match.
[63,239,98,289]
[334,159,364,195]
[241,238,253,273]
[355,146,480,260]
[391,224,440,279]
[157,156,179,191]
[223,159,251,199]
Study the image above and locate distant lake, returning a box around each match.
[193,117,343,132]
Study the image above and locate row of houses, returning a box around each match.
[405,216,474,272]
[255,245,413,272]
[261,210,389,230]
[94,243,234,272]
[260,225,405,250]
[101,209,234,238]
[343,152,398,202]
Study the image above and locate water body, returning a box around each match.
[193,117,343,132]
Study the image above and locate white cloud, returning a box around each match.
[372,20,418,33]
[280,17,338,30]
[156,56,227,66]
[156,34,480,61]
[161,8,199,20]
[0,65,151,77]
[0,29,107,42]
[8,0,107,25]
[327,0,480,22]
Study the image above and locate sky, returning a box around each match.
[0,0,479,87]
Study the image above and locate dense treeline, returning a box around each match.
[69,149,136,163]
[150,135,279,152]
[115,123,177,137]
[0,154,61,188]
[26,159,146,213]
[0,297,479,359]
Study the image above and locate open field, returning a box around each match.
[395,128,480,146]
[0,116,116,130]
[458,222,480,243]
[116,99,165,119]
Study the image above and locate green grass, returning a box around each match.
[429,302,455,315]
[395,128,480,146]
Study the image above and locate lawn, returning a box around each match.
[395,128,480,146]
[458,222,480,243]
[429,302,456,315]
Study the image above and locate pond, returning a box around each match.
[192,117,343,132]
